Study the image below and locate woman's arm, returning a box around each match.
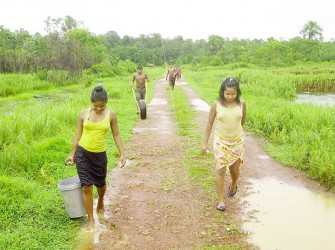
[202,101,217,152]
[65,109,85,165]
[241,100,246,126]
[110,110,126,167]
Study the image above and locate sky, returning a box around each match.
[1,0,334,41]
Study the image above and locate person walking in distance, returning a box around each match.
[176,66,182,80]
[66,85,126,229]
[202,78,246,211]
[166,64,176,90]
[131,65,149,113]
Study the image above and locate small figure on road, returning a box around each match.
[166,64,177,90]
[66,85,126,229]
[202,77,246,211]
[131,65,149,114]
[176,66,182,80]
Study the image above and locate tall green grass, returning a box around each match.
[0,175,81,249]
[0,74,53,97]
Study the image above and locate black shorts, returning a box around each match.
[75,145,107,187]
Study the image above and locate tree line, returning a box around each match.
[1,16,334,77]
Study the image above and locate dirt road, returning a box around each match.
[79,78,332,250]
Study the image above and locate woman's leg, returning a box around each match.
[216,167,227,207]
[82,185,94,229]
[229,159,241,193]
[96,185,106,213]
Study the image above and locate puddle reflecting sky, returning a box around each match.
[176,81,187,86]
[296,93,335,107]
[242,177,335,250]
[149,98,167,105]
[191,98,210,112]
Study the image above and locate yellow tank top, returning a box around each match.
[215,101,243,141]
[79,108,110,152]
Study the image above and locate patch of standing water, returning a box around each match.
[242,177,335,250]
[257,154,270,160]
[76,222,107,249]
[149,98,168,105]
[157,78,167,85]
[176,80,187,86]
[296,93,335,107]
[191,98,210,112]
[75,178,125,250]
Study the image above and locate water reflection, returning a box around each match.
[296,93,335,107]
[149,98,167,105]
[191,98,210,112]
[242,177,335,250]
[75,191,117,249]
[176,81,187,86]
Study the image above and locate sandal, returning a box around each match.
[216,204,226,211]
[228,185,238,197]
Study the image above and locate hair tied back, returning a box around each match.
[95,84,103,92]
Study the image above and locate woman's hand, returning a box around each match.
[65,156,75,165]
[202,144,210,154]
[118,155,126,168]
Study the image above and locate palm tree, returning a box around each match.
[300,21,323,41]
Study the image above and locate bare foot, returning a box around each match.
[228,182,238,197]
[216,202,226,211]
[86,220,95,231]
[96,201,105,213]
[230,181,237,191]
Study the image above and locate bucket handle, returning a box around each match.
[61,162,71,179]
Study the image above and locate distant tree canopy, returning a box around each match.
[0,18,334,75]
[300,20,323,41]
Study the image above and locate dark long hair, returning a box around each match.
[218,77,241,105]
[90,85,108,103]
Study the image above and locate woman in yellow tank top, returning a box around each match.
[66,85,126,229]
[202,78,246,211]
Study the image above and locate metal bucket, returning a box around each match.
[58,176,86,218]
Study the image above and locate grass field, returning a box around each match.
[1,63,334,248]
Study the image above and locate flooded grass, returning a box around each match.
[296,92,335,106]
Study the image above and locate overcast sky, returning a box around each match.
[1,0,334,41]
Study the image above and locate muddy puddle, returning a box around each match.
[75,202,110,249]
[149,98,167,106]
[242,176,335,250]
[296,93,335,107]
[176,80,187,86]
[190,98,210,112]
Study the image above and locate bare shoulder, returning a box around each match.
[209,100,218,113]
[211,100,218,108]
[79,108,89,117]
[109,109,117,120]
